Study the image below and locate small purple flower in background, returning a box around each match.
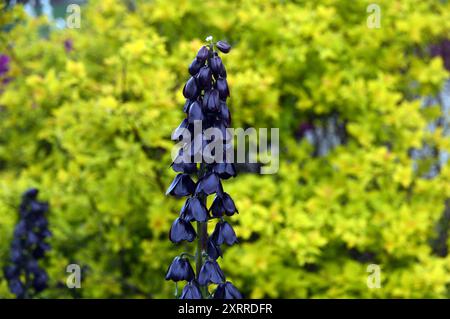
[64,39,73,53]
[0,54,12,87]
[165,37,242,299]
[0,54,10,76]
[430,39,450,71]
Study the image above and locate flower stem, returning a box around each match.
[196,219,208,297]
[196,162,209,297]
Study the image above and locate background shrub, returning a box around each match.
[1,0,450,298]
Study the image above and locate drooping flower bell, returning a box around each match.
[180,281,202,299]
[195,172,221,195]
[213,281,242,299]
[166,174,196,197]
[211,221,238,246]
[165,256,195,282]
[207,237,222,260]
[198,260,225,286]
[216,41,232,54]
[169,218,196,243]
[210,193,238,217]
[4,188,51,298]
[180,197,209,222]
[166,37,242,299]
[212,162,236,179]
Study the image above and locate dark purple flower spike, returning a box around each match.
[166,36,242,299]
[4,188,51,298]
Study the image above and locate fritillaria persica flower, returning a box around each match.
[180,281,202,299]
[197,260,225,286]
[165,256,195,282]
[211,221,238,246]
[216,41,232,54]
[4,188,51,298]
[165,37,242,299]
[180,197,209,223]
[169,218,196,243]
[213,281,242,299]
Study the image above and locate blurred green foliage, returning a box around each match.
[1,0,450,298]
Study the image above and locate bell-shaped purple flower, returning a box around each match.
[213,162,236,179]
[216,41,231,54]
[166,174,196,197]
[212,221,238,246]
[171,151,197,174]
[8,279,24,298]
[35,216,49,230]
[210,196,224,218]
[195,173,221,195]
[30,201,49,214]
[219,101,231,126]
[216,77,229,99]
[23,188,39,200]
[203,89,220,113]
[222,193,238,216]
[180,197,209,222]
[169,218,196,243]
[197,66,212,90]
[210,193,238,217]
[183,77,199,99]
[210,55,223,77]
[14,220,27,237]
[27,232,39,245]
[188,101,205,123]
[180,281,202,299]
[196,46,209,62]
[214,281,242,299]
[11,247,23,264]
[39,229,52,239]
[4,265,19,280]
[32,269,48,292]
[207,237,222,260]
[26,260,40,274]
[171,162,197,174]
[219,62,227,78]
[189,58,204,76]
[198,260,225,286]
[165,256,195,282]
[32,242,51,259]
[183,99,193,113]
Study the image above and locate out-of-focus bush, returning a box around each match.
[1,0,450,298]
